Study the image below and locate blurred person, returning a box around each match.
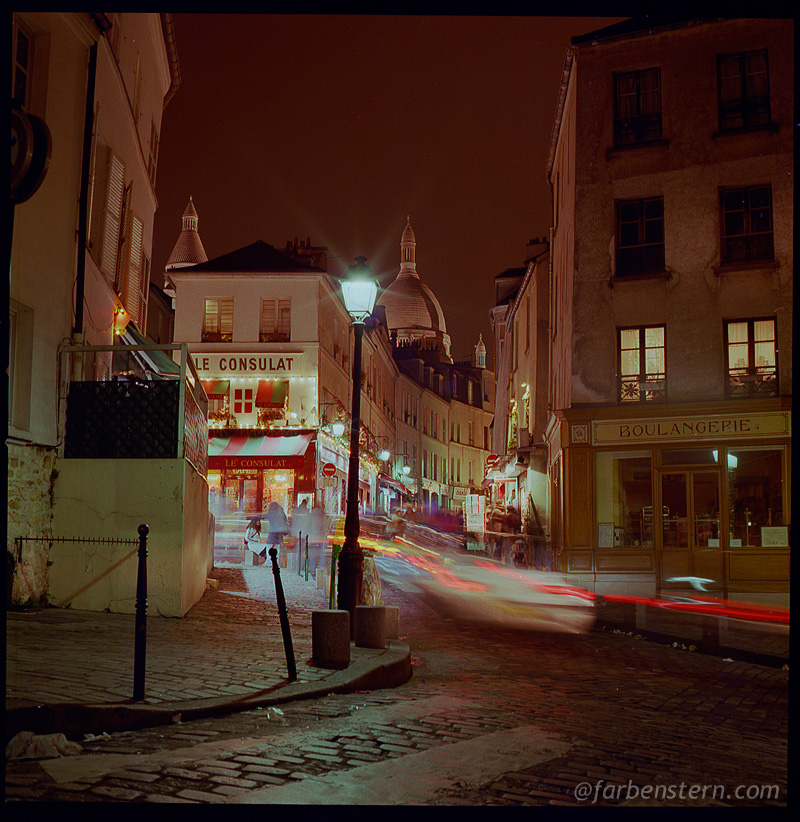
[386,507,407,539]
[503,505,522,564]
[244,517,264,565]
[291,498,310,539]
[487,504,505,559]
[262,501,289,561]
[308,503,327,575]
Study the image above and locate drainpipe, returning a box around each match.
[72,40,98,380]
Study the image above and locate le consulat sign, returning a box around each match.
[592,411,790,445]
[194,353,301,375]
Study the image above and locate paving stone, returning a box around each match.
[90,785,143,800]
[176,788,226,803]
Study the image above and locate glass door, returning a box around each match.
[659,471,723,592]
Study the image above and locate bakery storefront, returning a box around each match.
[550,400,791,605]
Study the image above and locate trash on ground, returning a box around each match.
[6,731,83,760]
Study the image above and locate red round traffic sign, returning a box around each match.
[485,453,499,467]
[321,462,336,477]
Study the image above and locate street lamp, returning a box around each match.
[337,256,378,636]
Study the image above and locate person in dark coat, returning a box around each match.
[263,502,289,559]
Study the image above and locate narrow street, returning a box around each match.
[6,580,788,806]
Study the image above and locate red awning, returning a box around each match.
[255,380,289,408]
[208,433,312,470]
[202,380,230,398]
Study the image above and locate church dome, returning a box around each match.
[377,216,451,360]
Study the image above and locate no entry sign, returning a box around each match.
[485,454,499,468]
[321,462,336,477]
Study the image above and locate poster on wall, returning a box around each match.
[598,522,614,548]
[465,494,485,534]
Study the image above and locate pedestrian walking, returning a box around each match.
[503,505,521,564]
[263,501,289,561]
[307,503,327,575]
[291,499,310,539]
[487,504,505,559]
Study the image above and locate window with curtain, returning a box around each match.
[718,49,770,131]
[614,68,662,146]
[619,325,666,403]
[725,318,777,398]
[203,298,233,342]
[260,299,291,342]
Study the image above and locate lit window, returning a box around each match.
[203,298,233,342]
[725,318,777,398]
[718,49,770,131]
[615,197,665,277]
[720,185,774,265]
[614,68,662,146]
[619,325,666,403]
[260,299,291,342]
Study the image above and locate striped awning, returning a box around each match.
[208,433,312,458]
[202,380,230,398]
[255,380,289,408]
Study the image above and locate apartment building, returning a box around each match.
[545,16,792,603]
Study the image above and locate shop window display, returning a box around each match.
[727,447,785,547]
[595,451,653,548]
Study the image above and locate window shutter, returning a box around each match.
[100,152,125,279]
[124,216,144,328]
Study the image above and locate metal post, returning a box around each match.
[329,544,341,609]
[269,547,297,681]
[304,535,309,582]
[337,320,365,637]
[297,531,303,576]
[132,523,149,701]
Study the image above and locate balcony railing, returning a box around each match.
[60,342,208,477]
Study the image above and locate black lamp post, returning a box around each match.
[337,256,378,637]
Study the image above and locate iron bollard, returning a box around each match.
[297,532,303,576]
[133,523,149,701]
[269,547,297,681]
[304,535,309,582]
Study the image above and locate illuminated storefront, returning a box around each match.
[549,400,791,605]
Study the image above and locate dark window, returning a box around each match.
[725,318,777,398]
[618,326,666,403]
[615,197,665,276]
[718,50,770,130]
[720,185,774,264]
[614,69,662,146]
[12,23,33,108]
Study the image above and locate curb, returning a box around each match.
[5,641,412,743]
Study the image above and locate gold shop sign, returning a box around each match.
[593,411,790,445]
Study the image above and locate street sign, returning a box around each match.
[485,453,499,468]
[321,462,336,477]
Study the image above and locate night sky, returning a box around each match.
[152,13,626,365]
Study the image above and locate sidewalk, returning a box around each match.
[5,560,411,744]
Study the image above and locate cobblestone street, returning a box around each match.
[5,579,788,806]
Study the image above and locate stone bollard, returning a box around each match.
[311,609,350,668]
[383,605,400,639]
[355,605,386,649]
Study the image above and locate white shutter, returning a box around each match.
[100,152,125,279]
[125,216,144,327]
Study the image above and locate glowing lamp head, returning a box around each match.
[379,449,391,461]
[341,256,378,322]
[332,420,346,438]
[402,464,411,475]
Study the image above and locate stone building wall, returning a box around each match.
[7,442,57,606]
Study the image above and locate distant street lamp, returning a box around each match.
[337,256,378,637]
